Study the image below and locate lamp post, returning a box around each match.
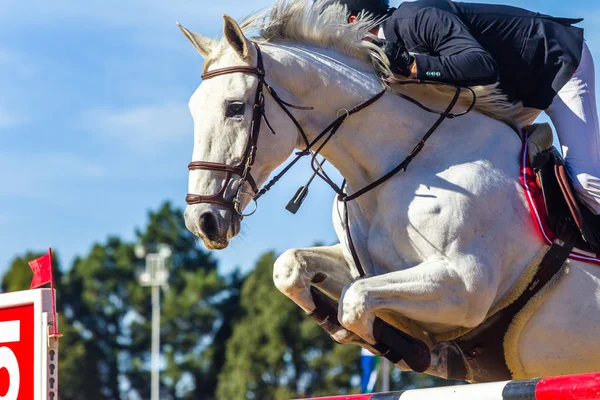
[381,358,390,392]
[136,244,171,400]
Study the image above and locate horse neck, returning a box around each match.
[263,44,456,213]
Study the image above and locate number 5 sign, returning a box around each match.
[0,289,59,400]
[0,318,29,400]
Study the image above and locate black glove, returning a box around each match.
[379,38,414,77]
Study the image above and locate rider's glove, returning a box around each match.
[379,38,414,78]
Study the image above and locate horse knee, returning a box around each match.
[339,280,376,343]
[273,249,306,294]
[273,249,316,312]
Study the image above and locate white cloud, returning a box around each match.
[78,101,192,153]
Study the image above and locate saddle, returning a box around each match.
[527,123,600,252]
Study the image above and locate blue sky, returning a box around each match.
[0,0,599,278]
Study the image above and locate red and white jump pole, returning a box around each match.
[297,372,600,400]
[0,288,59,400]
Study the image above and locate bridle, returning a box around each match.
[186,41,476,274]
[185,43,271,215]
[185,41,389,216]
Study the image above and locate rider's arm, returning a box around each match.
[403,7,499,86]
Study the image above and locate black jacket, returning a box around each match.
[381,0,584,109]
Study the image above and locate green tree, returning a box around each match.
[216,251,362,400]
[64,236,139,399]
[126,202,232,400]
[55,313,105,400]
[29,201,228,399]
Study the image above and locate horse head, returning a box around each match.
[180,17,300,250]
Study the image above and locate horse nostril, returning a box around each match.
[199,212,219,240]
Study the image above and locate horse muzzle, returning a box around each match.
[184,205,241,250]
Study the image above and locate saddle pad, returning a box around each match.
[520,138,600,265]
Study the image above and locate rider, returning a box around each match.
[323,0,600,220]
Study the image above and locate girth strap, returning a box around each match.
[447,234,577,382]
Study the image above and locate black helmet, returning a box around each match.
[320,0,390,18]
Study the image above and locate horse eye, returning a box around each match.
[226,101,245,118]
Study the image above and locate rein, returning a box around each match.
[186,42,476,275]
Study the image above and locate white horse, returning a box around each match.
[181,0,600,382]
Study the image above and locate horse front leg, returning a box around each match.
[338,257,496,378]
[273,244,369,346]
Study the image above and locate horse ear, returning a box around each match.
[177,22,215,58]
[223,15,250,59]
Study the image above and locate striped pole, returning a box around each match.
[296,372,600,400]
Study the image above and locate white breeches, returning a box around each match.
[546,42,600,215]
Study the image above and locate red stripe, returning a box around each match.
[294,395,373,400]
[536,372,600,400]
[520,137,600,265]
[520,138,553,242]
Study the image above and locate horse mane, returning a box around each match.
[211,0,525,126]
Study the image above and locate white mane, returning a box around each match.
[209,0,524,125]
